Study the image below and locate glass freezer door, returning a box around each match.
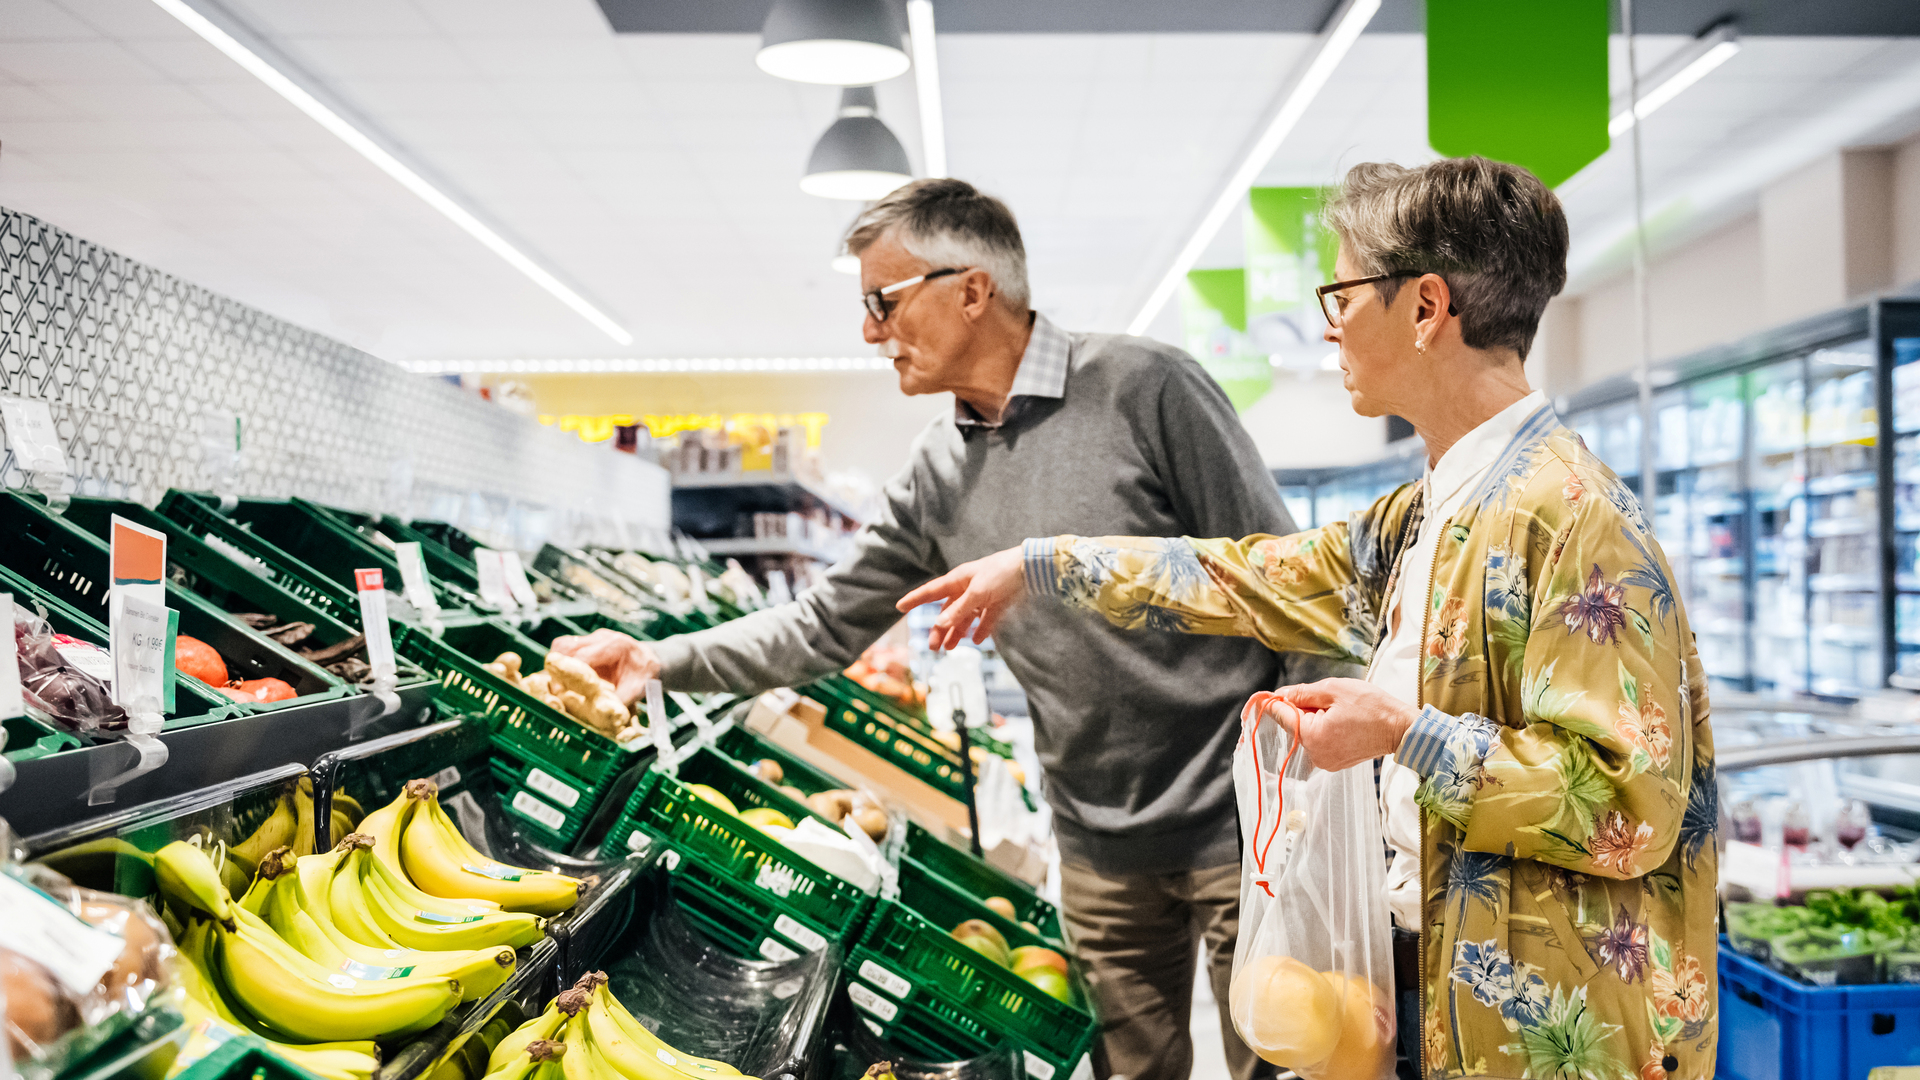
[1889,337,1920,684]
[1680,375,1747,689]
[1803,339,1881,697]
[1748,357,1808,697]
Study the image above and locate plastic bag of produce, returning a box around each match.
[11,602,130,735]
[1228,691,1395,1080]
[1,824,179,1079]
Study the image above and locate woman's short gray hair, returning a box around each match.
[845,178,1030,311]
[1323,157,1568,360]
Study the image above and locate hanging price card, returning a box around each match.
[0,396,68,476]
[355,569,397,681]
[0,593,23,721]
[392,542,438,615]
[501,551,540,609]
[108,516,172,717]
[475,549,515,611]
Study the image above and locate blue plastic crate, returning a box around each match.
[1720,941,1920,1080]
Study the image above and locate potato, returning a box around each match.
[749,759,785,785]
[851,807,889,842]
[777,785,807,803]
[806,790,854,823]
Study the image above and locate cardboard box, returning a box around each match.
[747,689,973,835]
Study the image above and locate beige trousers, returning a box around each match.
[1058,860,1276,1080]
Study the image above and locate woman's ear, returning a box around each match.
[1412,273,1453,348]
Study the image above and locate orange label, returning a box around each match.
[110,517,166,585]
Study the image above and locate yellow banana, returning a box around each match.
[275,1046,380,1080]
[560,1014,604,1080]
[294,781,318,857]
[401,788,583,915]
[335,791,366,828]
[355,792,412,871]
[211,916,461,1043]
[588,983,745,1079]
[230,791,298,872]
[155,841,238,927]
[344,830,502,917]
[266,880,515,1001]
[237,849,288,917]
[346,845,545,951]
[489,1003,568,1074]
[490,1039,568,1080]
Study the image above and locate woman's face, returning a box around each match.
[1322,245,1417,419]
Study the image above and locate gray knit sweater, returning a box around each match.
[653,329,1331,874]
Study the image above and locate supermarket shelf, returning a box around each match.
[1810,573,1881,592]
[1808,471,1877,495]
[1809,516,1876,538]
[670,471,865,522]
[1813,624,1879,646]
[699,536,849,563]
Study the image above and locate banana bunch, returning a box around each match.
[353,779,584,917]
[153,840,463,1052]
[483,974,754,1080]
[230,777,364,870]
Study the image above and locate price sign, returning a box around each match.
[501,551,540,609]
[475,549,514,611]
[392,542,438,615]
[355,569,397,681]
[0,593,23,721]
[765,569,792,605]
[108,516,172,717]
[645,679,676,773]
[0,396,68,476]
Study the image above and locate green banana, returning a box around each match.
[155,840,238,927]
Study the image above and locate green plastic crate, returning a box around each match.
[599,746,872,955]
[903,821,1060,940]
[198,495,479,615]
[156,490,361,627]
[713,725,851,797]
[804,676,986,803]
[0,502,334,718]
[841,979,1009,1067]
[847,869,1096,1079]
[170,1035,326,1080]
[486,748,628,850]
[408,519,580,603]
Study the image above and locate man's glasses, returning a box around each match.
[1316,272,1458,327]
[864,267,967,323]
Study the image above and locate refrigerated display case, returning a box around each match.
[1561,297,1920,699]
[1271,443,1424,530]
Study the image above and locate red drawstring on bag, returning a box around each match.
[1241,691,1304,897]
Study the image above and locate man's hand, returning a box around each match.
[548,629,660,706]
[895,546,1026,652]
[1276,678,1418,772]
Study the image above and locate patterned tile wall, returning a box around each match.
[0,206,669,551]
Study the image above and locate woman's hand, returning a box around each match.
[896,547,1027,651]
[1277,677,1418,772]
[549,629,660,706]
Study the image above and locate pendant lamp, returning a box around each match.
[758,0,910,86]
[801,86,913,201]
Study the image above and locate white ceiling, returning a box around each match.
[2,0,1919,364]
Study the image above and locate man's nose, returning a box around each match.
[862,313,885,343]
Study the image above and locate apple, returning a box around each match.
[1010,946,1069,980]
[950,919,1011,967]
[686,783,738,816]
[984,896,1018,920]
[738,807,794,831]
[1021,968,1072,1004]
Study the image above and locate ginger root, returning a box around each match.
[546,653,629,737]
[484,651,524,688]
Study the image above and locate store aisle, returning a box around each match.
[1191,953,1231,1078]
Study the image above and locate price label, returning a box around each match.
[108,515,171,716]
[475,549,514,611]
[500,551,540,609]
[0,594,23,721]
[0,397,68,476]
[392,542,438,614]
[355,569,397,681]
[765,570,792,605]
[645,679,675,771]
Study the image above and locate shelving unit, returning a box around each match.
[669,471,867,584]
[1563,297,1920,699]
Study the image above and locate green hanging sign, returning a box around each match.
[1245,187,1337,375]
[1182,268,1271,411]
[1427,0,1609,188]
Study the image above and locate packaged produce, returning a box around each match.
[2,831,175,1079]
[1228,693,1395,1080]
[13,603,130,734]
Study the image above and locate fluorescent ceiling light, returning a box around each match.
[407,357,896,375]
[1126,0,1380,336]
[906,0,946,177]
[147,0,631,345]
[802,86,914,200]
[758,0,910,86]
[1607,23,1740,138]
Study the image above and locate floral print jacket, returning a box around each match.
[1024,406,1717,1080]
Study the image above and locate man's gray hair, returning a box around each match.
[1323,157,1568,360]
[845,178,1030,311]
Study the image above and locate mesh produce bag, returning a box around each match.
[1229,691,1396,1080]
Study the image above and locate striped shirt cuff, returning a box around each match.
[1396,705,1459,778]
[1022,537,1060,595]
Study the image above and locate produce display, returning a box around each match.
[843,644,925,713]
[1726,888,1920,985]
[948,919,1071,1003]
[173,634,301,704]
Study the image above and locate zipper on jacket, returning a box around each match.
[1414,516,1448,1080]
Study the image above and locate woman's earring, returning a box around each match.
[1415,339,1427,353]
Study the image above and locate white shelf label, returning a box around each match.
[355,569,397,680]
[524,767,580,808]
[393,542,438,614]
[1023,1052,1056,1080]
[475,549,514,611]
[773,913,826,952]
[757,937,799,963]
[0,397,67,476]
[0,594,21,721]
[433,766,462,790]
[858,959,911,999]
[501,551,540,609]
[847,982,898,1023]
[509,790,566,831]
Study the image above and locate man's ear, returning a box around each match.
[959,269,996,319]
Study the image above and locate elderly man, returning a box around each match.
[566,178,1334,1080]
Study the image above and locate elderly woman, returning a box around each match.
[900,157,1717,1080]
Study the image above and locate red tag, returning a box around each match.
[355,569,384,593]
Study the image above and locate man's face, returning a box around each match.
[859,233,976,397]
